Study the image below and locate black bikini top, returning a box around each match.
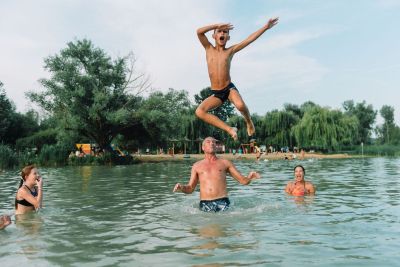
[16,185,38,207]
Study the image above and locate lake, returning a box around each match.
[1,157,399,266]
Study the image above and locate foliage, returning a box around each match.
[27,39,148,151]
[343,100,377,144]
[0,144,18,169]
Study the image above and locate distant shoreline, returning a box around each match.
[135,152,355,162]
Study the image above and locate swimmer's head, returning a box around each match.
[293,165,305,182]
[202,137,217,153]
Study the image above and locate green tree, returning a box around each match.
[0,82,15,141]
[292,106,356,151]
[27,39,149,151]
[377,105,397,144]
[261,110,300,148]
[138,88,192,145]
[343,100,377,144]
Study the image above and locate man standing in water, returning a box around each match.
[173,137,260,212]
[195,18,279,140]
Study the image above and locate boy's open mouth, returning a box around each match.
[219,36,225,41]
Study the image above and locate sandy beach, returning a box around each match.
[135,152,352,162]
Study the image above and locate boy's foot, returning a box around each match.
[247,121,255,136]
[228,127,238,141]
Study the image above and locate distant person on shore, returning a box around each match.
[173,137,260,212]
[195,18,279,140]
[285,165,315,196]
[15,165,43,215]
[0,215,11,229]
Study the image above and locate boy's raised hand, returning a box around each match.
[216,23,234,31]
[266,17,279,29]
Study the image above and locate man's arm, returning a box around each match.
[227,160,260,185]
[197,23,233,48]
[231,17,278,53]
[173,164,199,194]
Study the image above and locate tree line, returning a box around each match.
[1,39,399,168]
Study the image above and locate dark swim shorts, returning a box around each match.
[210,82,238,103]
[199,197,230,212]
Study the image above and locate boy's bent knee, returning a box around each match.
[195,107,205,118]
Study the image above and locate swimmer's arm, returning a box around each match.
[173,165,199,194]
[231,17,278,53]
[284,182,293,194]
[19,187,43,209]
[227,161,260,185]
[307,183,316,195]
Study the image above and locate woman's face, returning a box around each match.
[294,167,305,182]
[25,168,40,184]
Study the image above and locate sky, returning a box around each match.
[1,0,399,125]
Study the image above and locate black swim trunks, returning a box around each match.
[210,82,238,103]
[199,197,230,212]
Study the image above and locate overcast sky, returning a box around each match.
[1,0,399,125]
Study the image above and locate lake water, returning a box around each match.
[1,157,399,266]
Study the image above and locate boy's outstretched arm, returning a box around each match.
[232,17,278,53]
[197,23,233,48]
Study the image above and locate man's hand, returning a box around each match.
[248,171,261,180]
[173,183,183,192]
[266,17,279,30]
[0,215,11,229]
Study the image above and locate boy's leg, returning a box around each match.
[195,96,238,140]
[228,89,255,136]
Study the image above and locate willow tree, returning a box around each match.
[292,106,358,151]
[261,110,300,148]
[27,39,149,151]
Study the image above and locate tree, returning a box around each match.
[342,100,377,144]
[377,105,397,144]
[27,39,149,151]
[0,82,15,141]
[137,88,192,145]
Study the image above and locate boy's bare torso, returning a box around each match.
[206,46,234,90]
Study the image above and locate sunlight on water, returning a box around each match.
[1,158,400,266]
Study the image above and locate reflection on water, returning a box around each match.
[0,158,399,266]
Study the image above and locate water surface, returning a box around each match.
[1,157,399,266]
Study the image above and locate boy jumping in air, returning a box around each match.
[195,18,279,140]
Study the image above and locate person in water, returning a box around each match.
[285,165,315,196]
[173,137,260,212]
[0,215,11,229]
[15,165,43,215]
[195,17,279,140]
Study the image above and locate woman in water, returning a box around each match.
[285,165,315,196]
[15,165,43,215]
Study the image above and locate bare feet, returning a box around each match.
[228,127,238,141]
[247,121,255,136]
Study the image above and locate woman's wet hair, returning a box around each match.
[15,165,36,209]
[293,164,305,175]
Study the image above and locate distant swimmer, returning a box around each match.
[0,215,11,230]
[195,17,279,140]
[15,165,43,215]
[285,165,315,196]
[173,137,260,212]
